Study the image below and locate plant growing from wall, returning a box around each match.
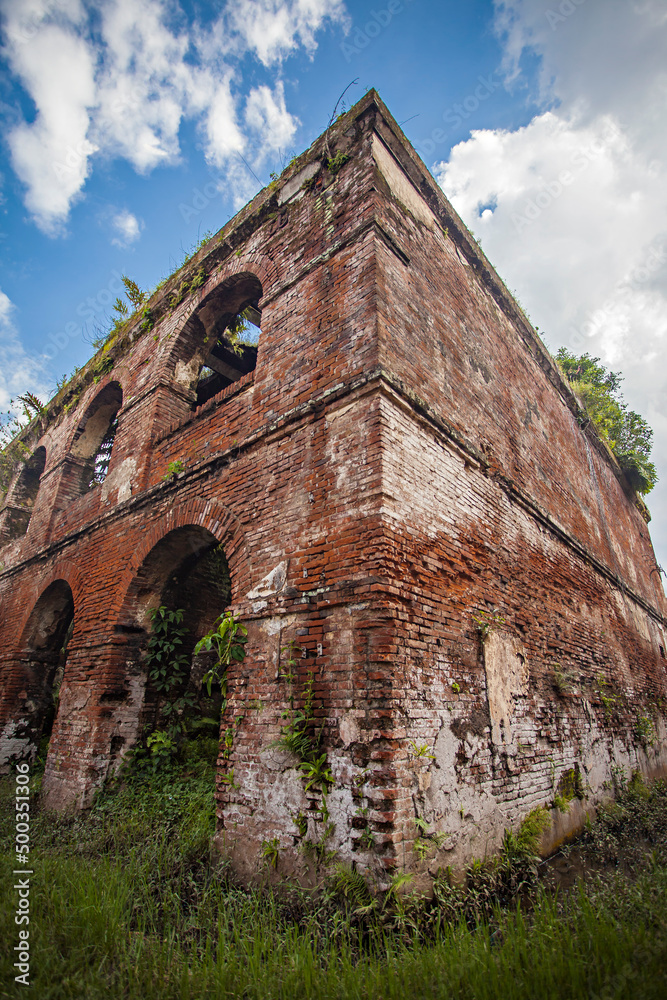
[144,607,196,744]
[193,610,248,701]
[552,664,577,695]
[162,460,185,481]
[413,816,447,861]
[635,713,657,749]
[407,740,435,761]
[269,643,320,761]
[0,395,44,496]
[300,753,334,793]
[260,837,281,869]
[472,608,506,640]
[268,641,338,853]
[327,150,350,176]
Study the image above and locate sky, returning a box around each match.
[0,0,666,579]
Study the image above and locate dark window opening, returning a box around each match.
[2,446,46,540]
[660,645,665,660]
[16,580,74,765]
[195,305,260,408]
[87,415,118,489]
[71,382,122,495]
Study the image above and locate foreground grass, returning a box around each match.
[2,757,667,999]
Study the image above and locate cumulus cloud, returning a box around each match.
[435,0,667,567]
[0,289,51,414]
[4,5,97,235]
[224,0,347,66]
[0,0,346,232]
[245,82,299,161]
[110,209,143,248]
[201,74,247,169]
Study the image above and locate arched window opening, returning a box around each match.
[188,273,262,408]
[2,446,46,540]
[120,526,233,764]
[88,414,118,487]
[14,580,74,765]
[196,306,260,407]
[71,382,122,493]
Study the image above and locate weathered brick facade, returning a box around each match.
[1,91,666,882]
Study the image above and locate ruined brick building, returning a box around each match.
[1,91,666,881]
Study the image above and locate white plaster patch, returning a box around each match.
[483,631,529,749]
[247,560,288,599]
[101,456,136,503]
[339,713,360,747]
[372,134,437,229]
[278,161,320,205]
[174,356,201,390]
[0,719,32,768]
[259,747,300,772]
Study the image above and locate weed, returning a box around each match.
[635,713,657,748]
[359,828,375,850]
[327,151,350,176]
[162,459,185,481]
[293,812,308,837]
[2,772,667,997]
[329,863,373,908]
[260,837,281,869]
[553,664,577,695]
[300,754,334,794]
[269,647,325,771]
[407,740,435,761]
[600,692,618,719]
[413,817,447,860]
[194,610,248,699]
[472,608,506,640]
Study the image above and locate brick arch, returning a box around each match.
[11,560,85,656]
[212,251,280,307]
[112,498,251,626]
[0,574,78,763]
[62,377,125,455]
[161,251,280,377]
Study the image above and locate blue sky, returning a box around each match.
[1,0,666,577]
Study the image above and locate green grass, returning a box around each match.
[2,760,667,999]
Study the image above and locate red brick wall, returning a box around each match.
[1,91,665,882]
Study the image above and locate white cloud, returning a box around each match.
[201,74,247,169]
[94,0,192,173]
[245,82,298,161]
[1,0,347,231]
[224,0,347,66]
[4,8,97,235]
[110,209,143,248]
[0,289,50,415]
[435,0,667,570]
